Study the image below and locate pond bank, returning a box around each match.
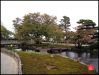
[17,51,96,74]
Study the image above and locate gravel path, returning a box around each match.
[1,52,18,74]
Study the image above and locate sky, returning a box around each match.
[1,1,98,32]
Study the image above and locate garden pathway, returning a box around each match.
[1,52,18,74]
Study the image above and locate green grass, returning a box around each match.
[31,43,74,48]
[17,51,96,74]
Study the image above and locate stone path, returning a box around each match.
[1,52,18,74]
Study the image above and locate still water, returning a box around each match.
[60,51,98,73]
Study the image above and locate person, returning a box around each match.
[88,64,95,71]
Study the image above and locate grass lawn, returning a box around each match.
[17,51,96,74]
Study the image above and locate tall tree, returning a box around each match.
[13,12,63,46]
[59,16,71,32]
[76,19,96,48]
[59,16,71,43]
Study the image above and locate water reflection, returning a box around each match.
[60,51,98,73]
[67,52,78,59]
[60,51,90,60]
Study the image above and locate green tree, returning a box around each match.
[59,16,71,43]
[59,16,71,32]
[77,19,96,28]
[1,25,13,39]
[13,13,63,47]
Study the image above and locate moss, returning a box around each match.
[32,43,74,48]
[17,51,96,74]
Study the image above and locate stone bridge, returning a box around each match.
[1,39,20,45]
[1,39,20,48]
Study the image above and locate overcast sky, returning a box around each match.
[1,1,98,32]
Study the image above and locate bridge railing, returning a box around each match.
[1,40,20,44]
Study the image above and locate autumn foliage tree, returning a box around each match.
[76,19,97,48]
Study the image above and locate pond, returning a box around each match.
[60,51,98,73]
